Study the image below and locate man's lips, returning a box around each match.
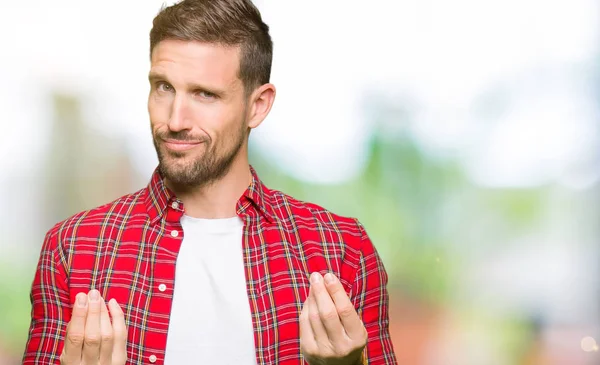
[162,139,204,152]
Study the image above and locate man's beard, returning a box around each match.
[153,124,247,189]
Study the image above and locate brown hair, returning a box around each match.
[149,0,273,95]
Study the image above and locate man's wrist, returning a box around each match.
[353,349,366,365]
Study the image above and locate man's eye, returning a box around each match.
[197,90,216,99]
[157,82,173,92]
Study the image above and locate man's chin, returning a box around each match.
[161,149,187,159]
[159,168,198,187]
[158,157,189,176]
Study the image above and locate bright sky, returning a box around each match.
[0,0,598,187]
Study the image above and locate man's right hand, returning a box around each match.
[60,290,128,365]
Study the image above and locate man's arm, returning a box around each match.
[299,221,398,365]
[350,222,398,365]
[22,229,71,365]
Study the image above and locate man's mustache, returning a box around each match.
[155,131,209,143]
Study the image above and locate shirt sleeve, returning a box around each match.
[350,221,398,365]
[22,229,71,364]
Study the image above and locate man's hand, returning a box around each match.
[300,272,368,365]
[60,290,128,365]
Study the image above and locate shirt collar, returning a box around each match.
[144,165,275,225]
[237,165,276,223]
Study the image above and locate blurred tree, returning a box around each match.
[250,128,460,306]
[42,92,136,228]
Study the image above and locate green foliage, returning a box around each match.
[251,125,549,310]
[251,134,465,305]
[0,263,32,354]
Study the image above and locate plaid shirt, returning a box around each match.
[23,166,397,365]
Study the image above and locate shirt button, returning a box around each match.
[170,230,179,238]
[171,201,179,210]
[149,354,157,363]
[158,284,167,292]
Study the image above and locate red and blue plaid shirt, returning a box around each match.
[23,166,397,365]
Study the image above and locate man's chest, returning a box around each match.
[66,220,356,365]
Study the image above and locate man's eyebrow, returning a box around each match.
[187,82,227,96]
[148,72,229,96]
[148,71,166,82]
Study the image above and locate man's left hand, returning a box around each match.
[300,272,367,365]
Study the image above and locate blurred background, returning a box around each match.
[1,0,599,364]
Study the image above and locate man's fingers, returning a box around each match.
[108,298,128,365]
[61,292,129,365]
[307,282,330,345]
[82,290,102,365]
[324,272,366,341]
[61,292,88,364]
[99,299,114,365]
[310,272,345,344]
[299,298,318,355]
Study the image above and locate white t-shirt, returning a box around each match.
[164,215,257,365]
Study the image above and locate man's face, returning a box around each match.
[148,39,249,187]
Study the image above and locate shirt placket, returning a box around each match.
[142,198,184,365]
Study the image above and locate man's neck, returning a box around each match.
[166,160,252,219]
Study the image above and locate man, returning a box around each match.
[23,1,397,364]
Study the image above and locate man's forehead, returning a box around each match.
[151,39,241,64]
[151,43,243,84]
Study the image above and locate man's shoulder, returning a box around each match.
[268,188,365,237]
[45,187,148,240]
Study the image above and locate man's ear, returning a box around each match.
[247,83,276,130]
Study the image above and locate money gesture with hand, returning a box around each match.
[300,272,368,365]
[60,290,128,365]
